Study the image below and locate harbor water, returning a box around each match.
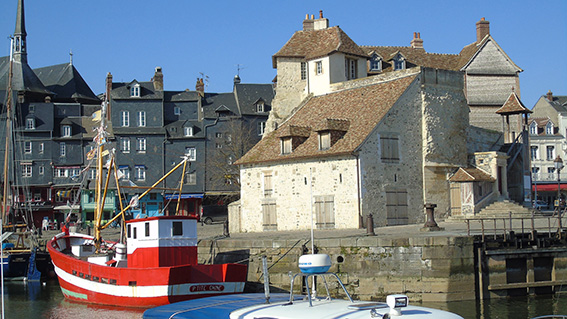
[1,280,566,319]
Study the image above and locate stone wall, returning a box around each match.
[198,235,477,302]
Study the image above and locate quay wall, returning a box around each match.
[197,235,476,302]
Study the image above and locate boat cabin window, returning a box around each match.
[172,221,183,236]
[127,224,131,238]
[145,222,150,237]
[133,227,137,239]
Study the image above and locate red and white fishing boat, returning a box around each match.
[47,99,247,307]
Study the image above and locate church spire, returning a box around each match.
[13,0,27,63]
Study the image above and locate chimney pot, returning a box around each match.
[547,90,554,102]
[411,31,424,50]
[305,14,309,19]
[319,10,323,18]
[311,14,314,19]
[152,66,164,91]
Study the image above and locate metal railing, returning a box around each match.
[465,211,565,242]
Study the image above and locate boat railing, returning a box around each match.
[288,272,353,307]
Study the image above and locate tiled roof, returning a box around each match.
[272,26,368,68]
[362,46,461,72]
[236,73,418,165]
[314,118,350,132]
[496,92,531,115]
[449,167,495,182]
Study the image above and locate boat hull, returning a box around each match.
[1,251,52,279]
[48,233,247,308]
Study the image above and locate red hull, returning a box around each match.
[47,233,247,308]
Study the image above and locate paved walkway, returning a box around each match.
[38,215,566,244]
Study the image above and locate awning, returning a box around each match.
[165,194,204,200]
[532,184,567,192]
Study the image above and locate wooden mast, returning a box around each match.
[2,39,15,225]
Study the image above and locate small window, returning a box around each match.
[121,111,130,127]
[345,58,357,80]
[380,135,400,162]
[531,146,538,160]
[281,138,292,154]
[529,123,537,135]
[24,141,32,154]
[547,146,555,160]
[133,227,137,239]
[26,118,35,130]
[130,84,140,97]
[215,143,223,149]
[174,107,181,115]
[215,132,223,138]
[22,165,32,178]
[172,221,183,236]
[258,122,266,136]
[39,142,44,154]
[127,224,131,238]
[300,62,307,80]
[29,105,35,113]
[121,138,131,153]
[60,142,66,157]
[316,61,323,75]
[34,192,41,201]
[546,122,553,135]
[185,147,196,161]
[61,125,72,137]
[256,101,265,113]
[135,165,146,181]
[138,111,146,127]
[39,166,44,175]
[145,222,150,237]
[370,54,382,71]
[319,132,331,150]
[184,127,193,137]
[394,55,406,70]
[185,172,197,185]
[137,138,146,153]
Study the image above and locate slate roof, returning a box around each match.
[0,56,51,95]
[236,73,418,165]
[496,92,531,115]
[202,93,239,119]
[234,83,274,116]
[272,26,368,68]
[541,94,567,113]
[34,63,99,103]
[449,167,495,182]
[110,81,163,100]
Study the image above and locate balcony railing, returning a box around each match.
[532,172,567,183]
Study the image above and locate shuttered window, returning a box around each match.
[386,190,408,225]
[380,135,400,163]
[314,195,335,229]
[262,200,277,231]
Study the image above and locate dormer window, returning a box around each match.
[344,58,358,80]
[26,118,35,130]
[184,126,193,137]
[546,122,553,135]
[61,125,72,137]
[529,122,537,135]
[256,101,265,113]
[281,138,292,154]
[319,132,331,150]
[174,107,181,115]
[393,54,406,70]
[370,54,382,72]
[130,84,141,97]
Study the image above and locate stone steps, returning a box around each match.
[448,199,537,221]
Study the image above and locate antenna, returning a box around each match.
[236,64,246,77]
[198,72,210,89]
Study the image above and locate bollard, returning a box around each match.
[366,214,375,236]
[223,219,230,237]
[421,203,444,231]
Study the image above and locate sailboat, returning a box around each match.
[47,98,247,307]
[1,35,50,281]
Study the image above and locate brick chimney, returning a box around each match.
[196,78,205,97]
[547,90,554,102]
[476,17,490,43]
[152,67,164,91]
[410,32,424,49]
[314,10,329,30]
[105,72,113,120]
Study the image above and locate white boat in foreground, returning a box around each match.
[144,254,464,319]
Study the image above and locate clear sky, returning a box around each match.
[1,0,565,108]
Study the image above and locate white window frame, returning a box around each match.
[531,146,538,160]
[319,132,331,150]
[138,111,146,127]
[121,137,131,153]
[88,169,96,180]
[61,125,72,137]
[529,123,537,135]
[184,171,197,185]
[121,111,130,127]
[39,165,44,175]
[39,142,44,154]
[546,122,553,135]
[184,127,193,137]
[137,137,146,153]
[370,54,382,71]
[185,147,196,161]
[258,121,266,136]
[55,168,67,178]
[60,142,66,157]
[281,138,292,154]
[130,84,140,97]
[22,165,32,178]
[26,118,35,130]
[394,55,406,70]
[135,165,146,181]
[24,141,32,154]
[174,107,181,115]
[256,101,265,113]
[316,61,323,75]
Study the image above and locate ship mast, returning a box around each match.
[2,38,15,225]
[93,99,108,252]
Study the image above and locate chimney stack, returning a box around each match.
[152,67,164,91]
[303,13,314,31]
[313,10,329,30]
[196,78,205,97]
[410,32,424,49]
[547,90,554,102]
[476,17,490,43]
[105,72,113,119]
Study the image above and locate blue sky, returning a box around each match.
[1,0,565,108]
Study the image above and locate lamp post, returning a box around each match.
[554,155,563,209]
